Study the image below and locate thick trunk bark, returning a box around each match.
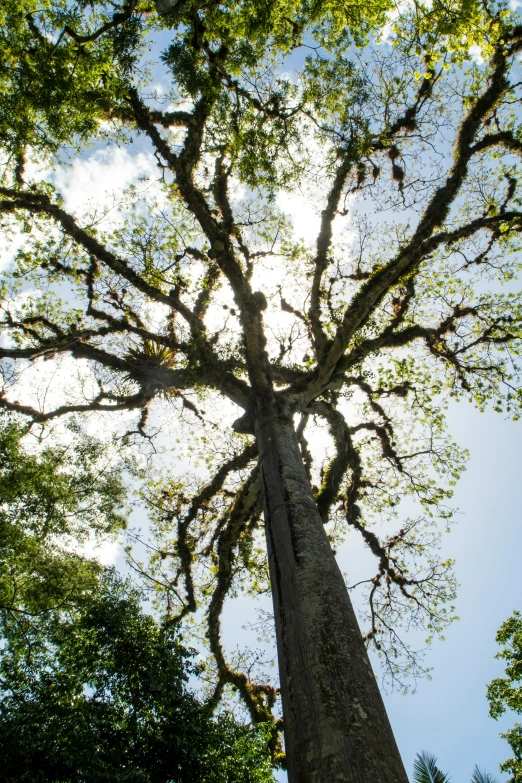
[256,412,409,783]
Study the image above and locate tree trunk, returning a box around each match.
[256,411,409,783]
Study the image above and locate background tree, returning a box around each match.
[0,571,273,783]
[0,572,274,783]
[0,413,128,626]
[0,415,274,782]
[1,0,522,781]
[487,611,522,782]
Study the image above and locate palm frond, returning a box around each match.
[413,751,451,783]
[470,766,498,783]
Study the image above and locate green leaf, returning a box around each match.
[413,751,451,783]
[470,766,498,783]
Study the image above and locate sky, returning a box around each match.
[3,18,522,782]
[382,401,522,781]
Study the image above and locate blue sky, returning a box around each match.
[382,401,522,780]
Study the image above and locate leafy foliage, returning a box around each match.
[413,752,497,783]
[487,611,522,782]
[0,0,146,157]
[470,768,499,783]
[0,414,128,624]
[413,751,451,783]
[0,419,273,781]
[0,571,274,783]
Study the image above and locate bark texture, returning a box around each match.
[257,412,409,783]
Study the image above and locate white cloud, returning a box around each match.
[4,355,93,411]
[228,175,246,203]
[1,352,140,443]
[140,299,171,333]
[60,530,123,567]
[52,146,158,220]
[0,231,24,273]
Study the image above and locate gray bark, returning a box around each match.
[256,411,409,783]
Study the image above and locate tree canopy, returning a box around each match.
[488,611,522,783]
[0,417,273,782]
[0,413,127,627]
[0,571,274,783]
[1,0,522,778]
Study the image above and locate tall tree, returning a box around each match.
[1,1,522,780]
